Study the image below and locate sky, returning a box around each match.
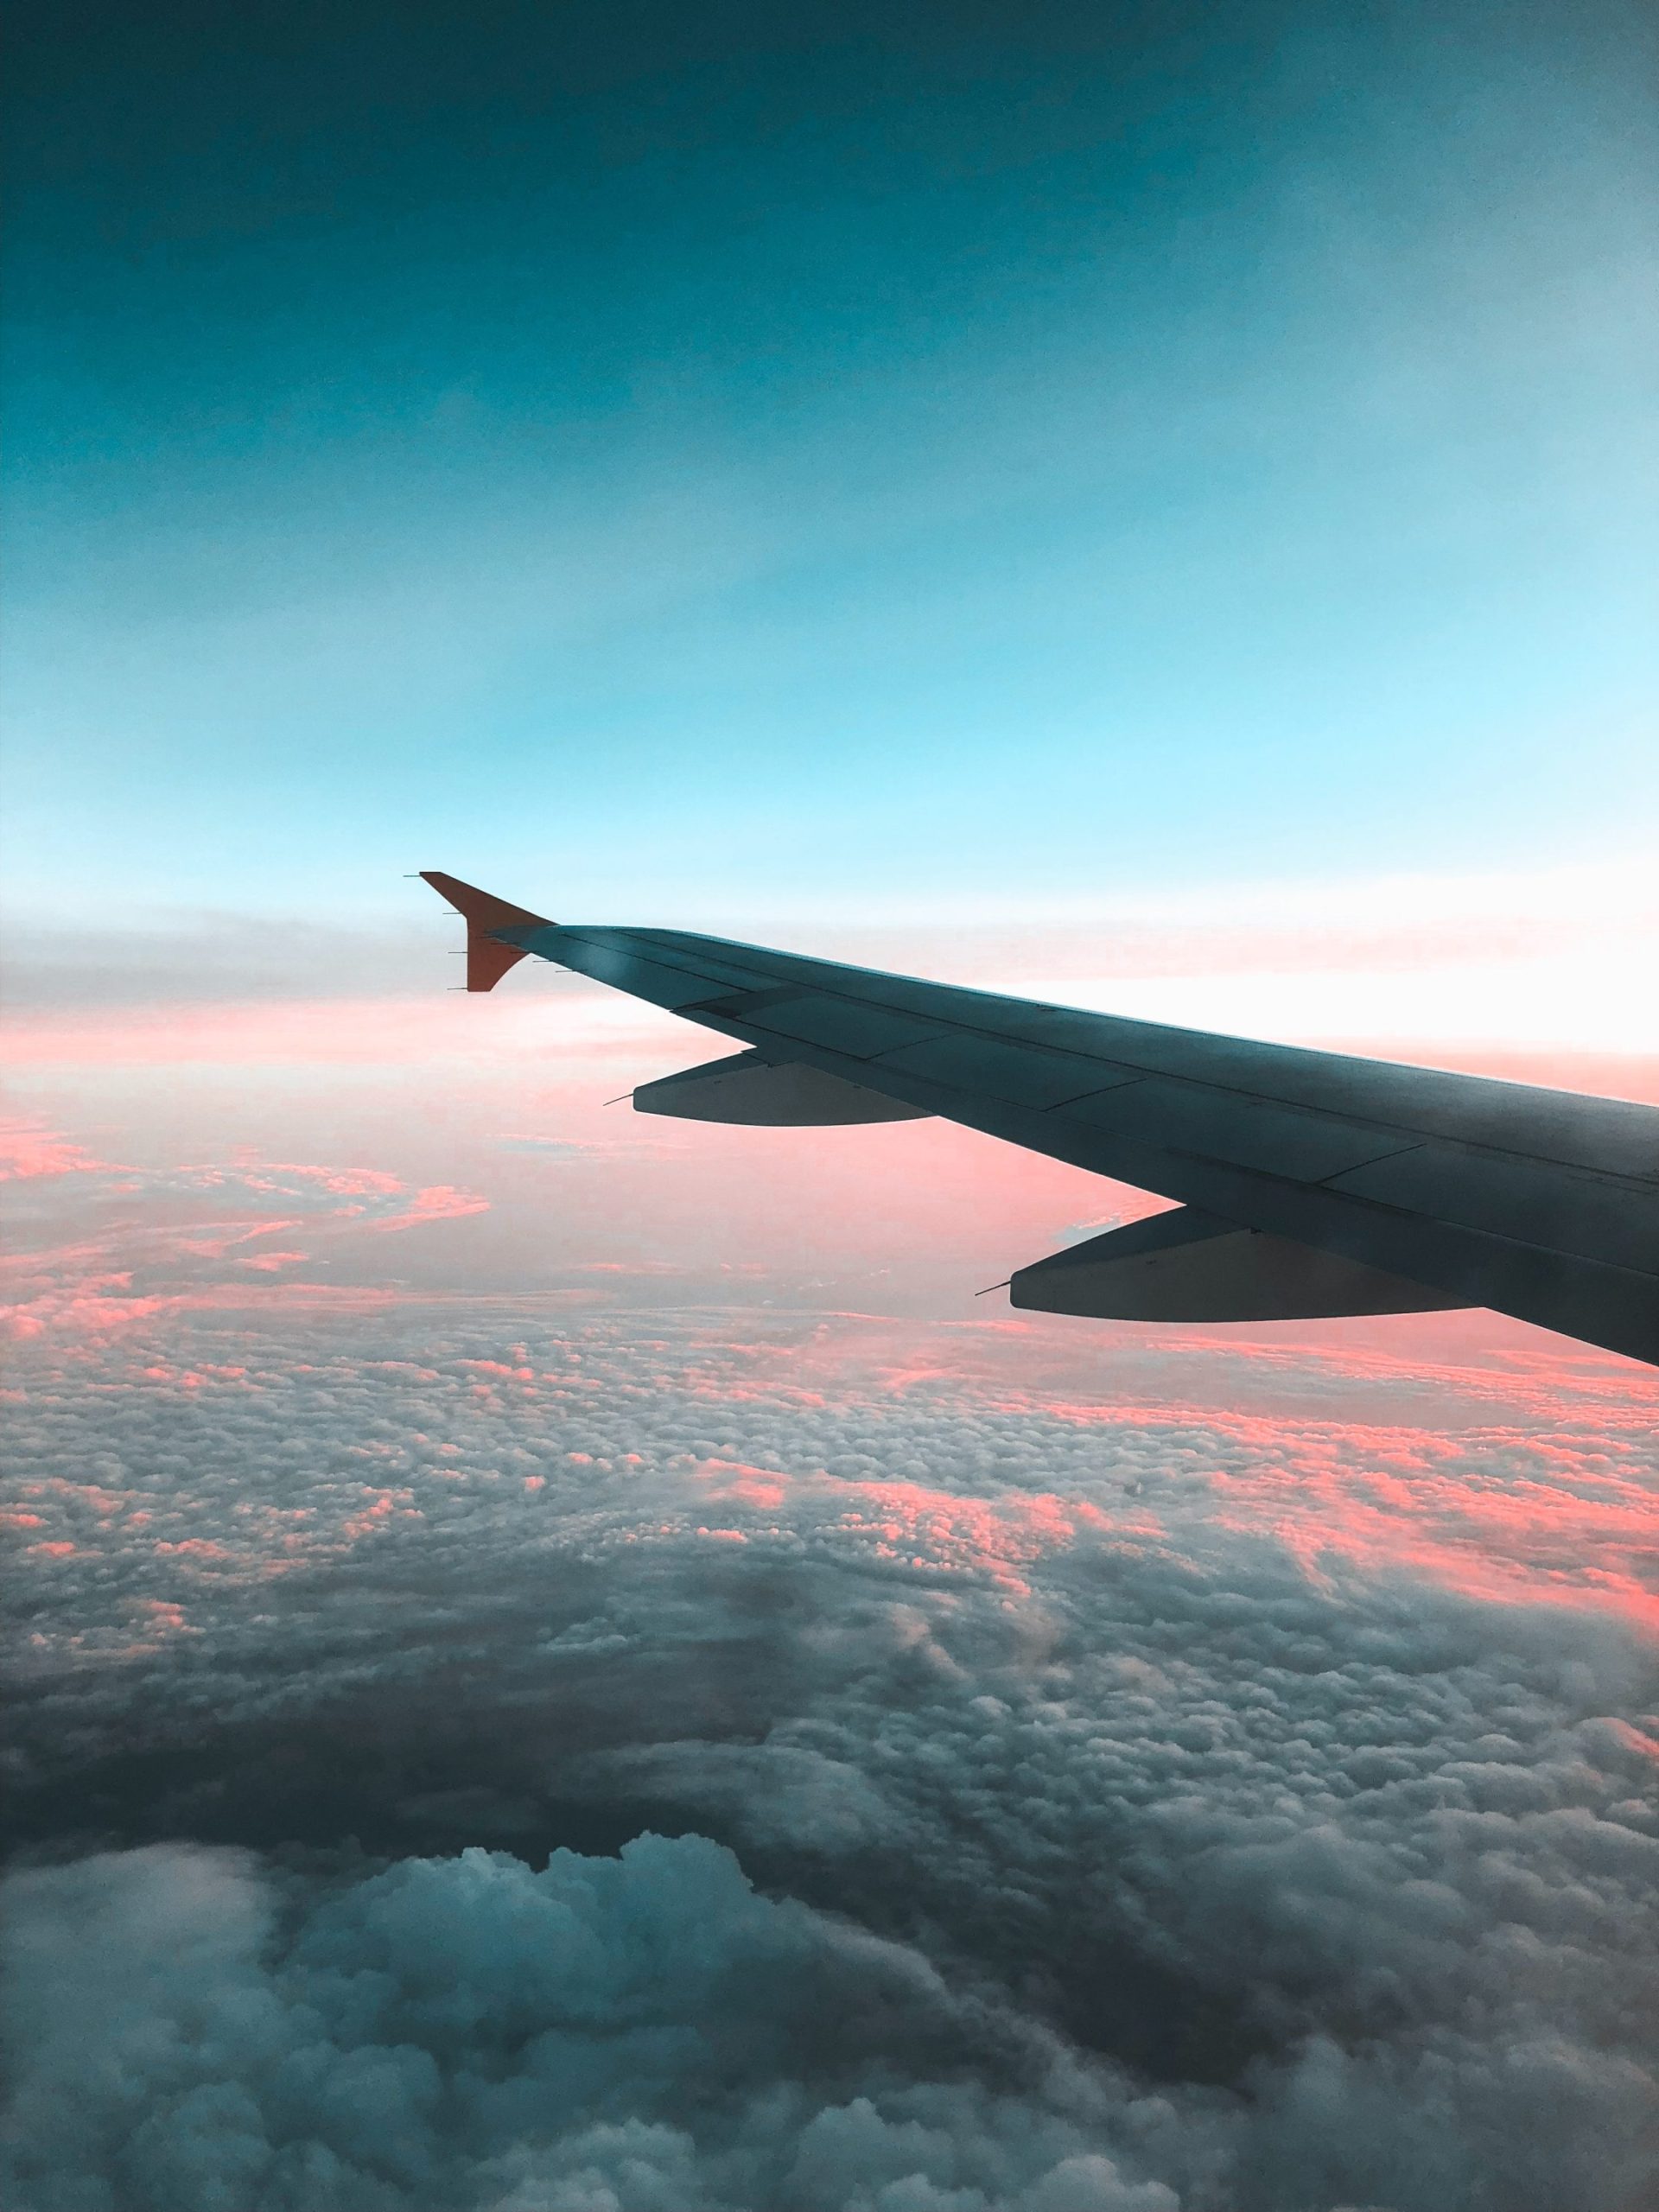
[3,5,1657,2211]
[3,0,1657,924]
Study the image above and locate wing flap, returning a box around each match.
[1056,1077,1425,1184]
[964,1007,1659,1182]
[873,1034,1140,1111]
[1326,1144,1659,1275]
[734,994,947,1060]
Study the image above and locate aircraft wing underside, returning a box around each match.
[421,873,1659,1366]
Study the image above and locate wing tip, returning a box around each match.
[419,871,552,993]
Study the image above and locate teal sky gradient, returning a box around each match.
[4,0,1656,925]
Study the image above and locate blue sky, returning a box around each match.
[3,0,1656,926]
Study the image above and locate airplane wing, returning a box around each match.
[421,872,1659,1367]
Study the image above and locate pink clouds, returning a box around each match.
[137,1160,489,1234]
[0,1273,177,1343]
[0,1138,493,1339]
[364,1183,490,1232]
[340,1489,420,1541]
[700,1459,791,1510]
[8,1306,1650,1649]
[1188,1413,1659,1630]
[635,1323,1659,1631]
[692,1455,1111,1592]
[0,1120,109,1182]
[130,1598,194,1639]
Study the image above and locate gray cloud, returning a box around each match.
[1,1834,1189,2212]
[3,1299,1656,2210]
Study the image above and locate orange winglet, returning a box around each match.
[419,871,551,993]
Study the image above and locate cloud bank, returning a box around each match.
[3,1278,1655,2211]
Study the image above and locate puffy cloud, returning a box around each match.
[2,1834,1194,2212]
[3,1292,1656,2211]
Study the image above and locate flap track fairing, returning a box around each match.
[634,1051,930,1127]
[1010,1206,1464,1322]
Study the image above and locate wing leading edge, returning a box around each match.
[421,873,1659,1367]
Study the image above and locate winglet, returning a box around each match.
[419,871,551,993]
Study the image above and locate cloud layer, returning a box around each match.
[4,1274,1656,2210]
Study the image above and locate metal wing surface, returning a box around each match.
[422,874,1659,1367]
